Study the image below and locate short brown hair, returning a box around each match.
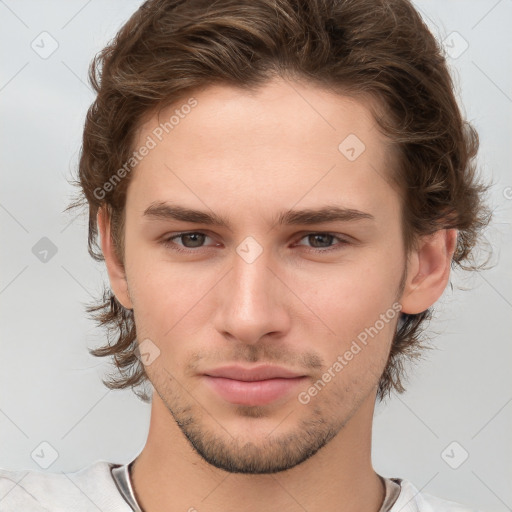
[69,0,491,402]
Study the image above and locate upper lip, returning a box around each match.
[204,365,305,381]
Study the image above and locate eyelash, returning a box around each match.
[160,231,351,254]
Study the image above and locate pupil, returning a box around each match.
[311,234,332,247]
[184,233,204,247]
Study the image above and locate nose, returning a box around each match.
[213,243,291,345]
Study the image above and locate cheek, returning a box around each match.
[295,258,402,337]
[129,267,190,332]
[287,251,402,378]
[125,249,219,349]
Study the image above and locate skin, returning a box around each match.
[98,77,456,512]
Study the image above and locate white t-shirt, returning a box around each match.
[0,459,480,512]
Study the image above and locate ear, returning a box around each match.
[400,229,457,314]
[97,206,133,309]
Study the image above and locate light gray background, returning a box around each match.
[1,1,511,511]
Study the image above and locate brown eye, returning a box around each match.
[295,233,350,253]
[176,232,207,248]
[161,232,214,253]
[306,233,335,248]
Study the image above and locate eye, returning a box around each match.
[294,232,350,253]
[161,232,217,253]
[160,231,351,254]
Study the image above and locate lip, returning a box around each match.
[204,364,305,381]
[202,365,307,406]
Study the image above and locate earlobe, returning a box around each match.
[400,229,457,314]
[97,207,133,310]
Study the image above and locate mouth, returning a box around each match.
[202,365,308,406]
[202,375,308,406]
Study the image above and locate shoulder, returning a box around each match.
[0,460,131,512]
[391,478,483,512]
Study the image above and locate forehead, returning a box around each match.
[128,78,399,223]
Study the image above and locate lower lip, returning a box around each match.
[203,376,307,406]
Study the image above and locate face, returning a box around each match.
[107,78,410,474]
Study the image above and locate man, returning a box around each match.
[0,0,490,510]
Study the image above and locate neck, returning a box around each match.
[130,391,385,512]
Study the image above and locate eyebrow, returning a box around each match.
[143,202,375,230]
